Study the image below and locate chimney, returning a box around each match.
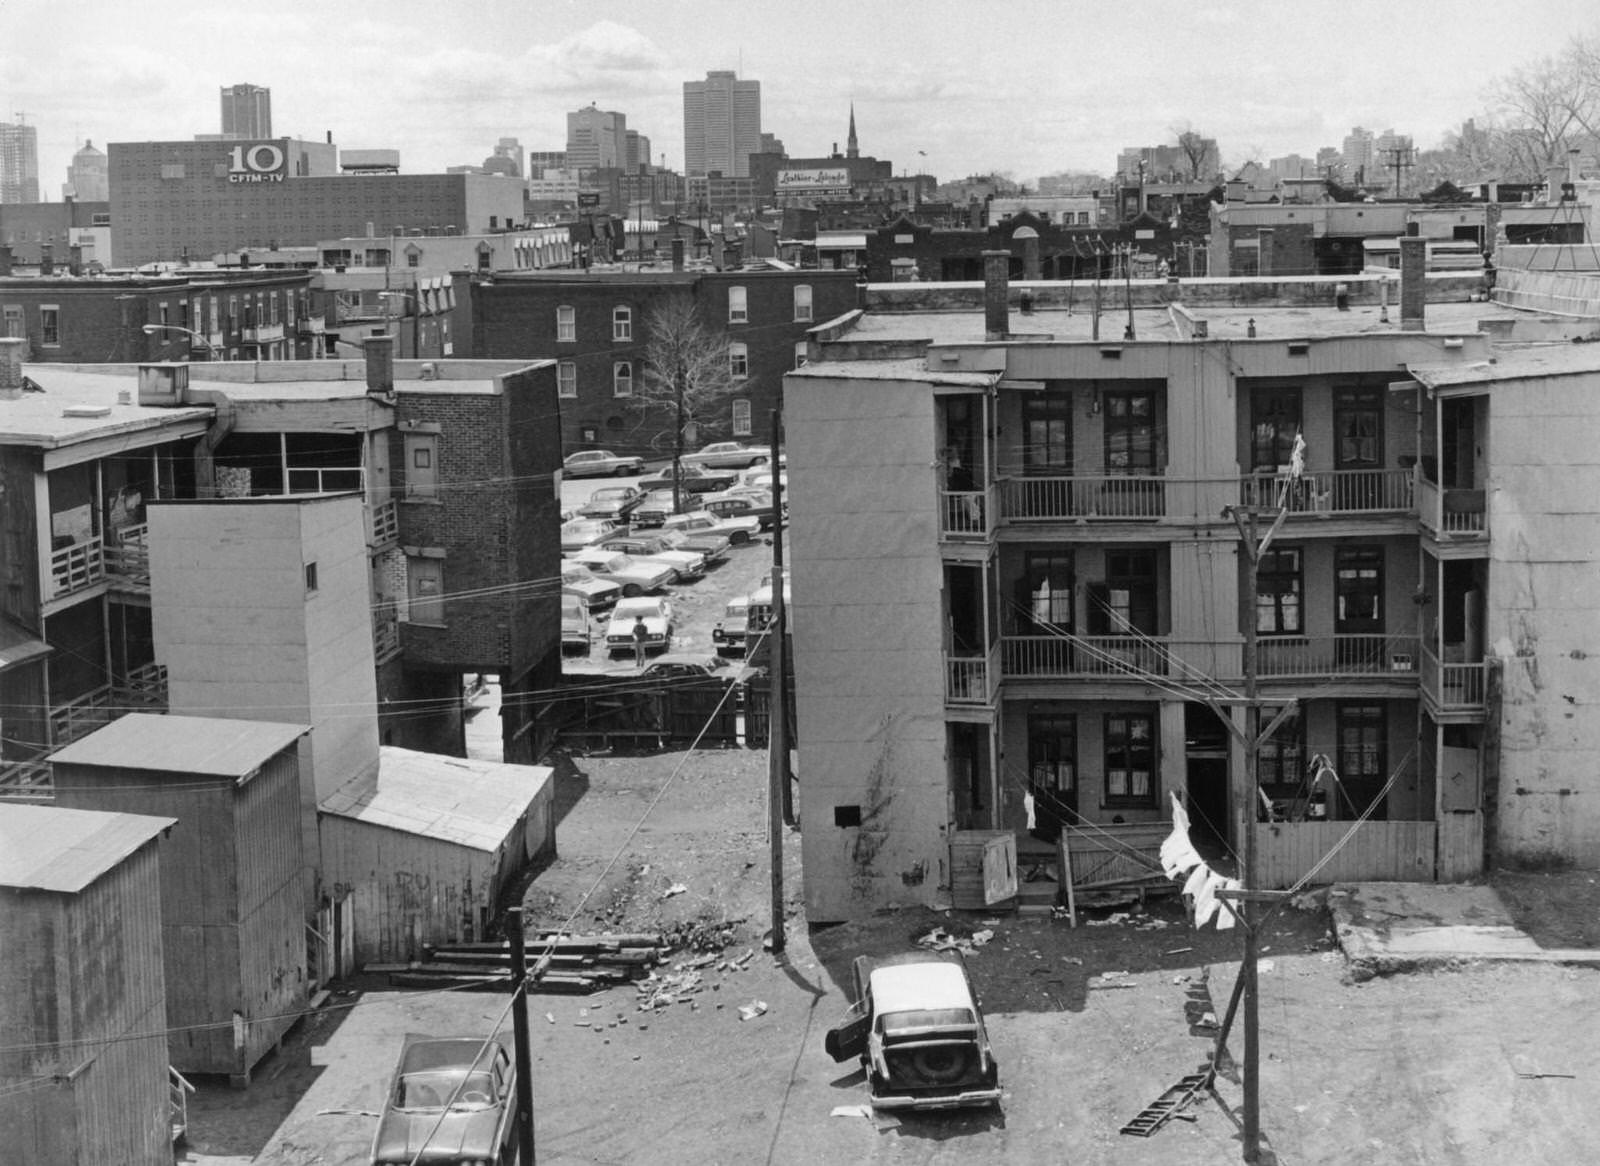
[68,245,84,275]
[39,244,53,276]
[0,337,25,400]
[671,237,684,271]
[1399,236,1426,331]
[364,334,396,398]
[0,244,12,276]
[1256,228,1274,277]
[983,249,1010,339]
[1022,234,1041,280]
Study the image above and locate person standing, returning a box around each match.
[632,614,649,666]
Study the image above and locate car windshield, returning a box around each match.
[879,1008,976,1038]
[397,1069,498,1111]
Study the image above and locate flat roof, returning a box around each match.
[0,367,212,447]
[318,746,553,852]
[49,713,309,778]
[1409,342,1600,388]
[0,804,175,893]
[789,357,996,387]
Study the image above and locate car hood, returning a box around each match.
[372,1108,501,1160]
[564,579,619,601]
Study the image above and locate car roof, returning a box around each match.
[399,1034,506,1072]
[868,958,974,1015]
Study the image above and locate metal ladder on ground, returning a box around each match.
[1118,1069,1211,1137]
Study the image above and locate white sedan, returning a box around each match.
[563,449,646,478]
[682,441,775,470]
[605,597,674,657]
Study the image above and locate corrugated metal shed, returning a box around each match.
[0,804,175,893]
[320,746,551,850]
[47,712,309,778]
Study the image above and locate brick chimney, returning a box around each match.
[0,244,13,277]
[68,245,83,276]
[364,334,395,398]
[0,337,25,400]
[671,237,685,271]
[983,250,1010,340]
[1022,235,1041,280]
[1399,236,1426,332]
[38,244,53,276]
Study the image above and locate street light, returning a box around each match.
[142,323,222,361]
[377,291,421,358]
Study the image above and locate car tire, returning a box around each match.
[901,1045,974,1084]
[730,531,750,545]
[622,584,643,598]
[751,455,768,466]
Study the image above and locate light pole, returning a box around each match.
[377,290,421,358]
[142,323,222,361]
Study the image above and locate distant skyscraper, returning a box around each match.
[0,118,40,204]
[220,83,273,139]
[1342,126,1375,182]
[567,106,627,172]
[625,130,652,174]
[683,70,761,178]
[65,139,109,201]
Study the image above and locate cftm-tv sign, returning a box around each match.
[227,142,288,184]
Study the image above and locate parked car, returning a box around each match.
[560,562,621,611]
[704,492,780,532]
[639,652,728,680]
[737,465,788,493]
[681,441,775,470]
[628,489,681,528]
[744,571,792,644]
[712,595,751,656]
[369,1034,520,1166]
[824,952,1001,1113]
[638,462,740,495]
[597,534,707,582]
[577,484,645,522]
[570,549,676,596]
[561,594,591,654]
[560,518,622,554]
[605,596,674,657]
[563,449,645,478]
[663,509,760,547]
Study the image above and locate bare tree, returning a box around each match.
[1488,51,1595,179]
[1170,122,1217,182]
[632,294,737,513]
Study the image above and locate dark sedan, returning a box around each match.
[638,462,740,495]
[370,1034,519,1165]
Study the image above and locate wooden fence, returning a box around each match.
[1254,820,1437,889]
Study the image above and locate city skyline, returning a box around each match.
[0,0,1596,198]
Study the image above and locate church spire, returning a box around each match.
[847,104,859,159]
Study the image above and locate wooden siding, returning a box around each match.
[1435,812,1485,882]
[1255,820,1437,889]
[0,838,170,1166]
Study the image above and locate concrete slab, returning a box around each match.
[1329,882,1600,979]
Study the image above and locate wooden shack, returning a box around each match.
[318,746,555,966]
[0,803,176,1165]
[49,713,310,1085]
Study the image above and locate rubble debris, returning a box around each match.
[379,931,669,995]
[663,883,688,899]
[737,1000,769,1021]
[914,925,995,955]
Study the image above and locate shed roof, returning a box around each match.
[318,746,553,852]
[0,616,51,674]
[48,713,309,778]
[0,803,175,893]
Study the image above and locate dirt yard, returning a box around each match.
[201,741,1600,1166]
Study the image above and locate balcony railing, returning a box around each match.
[48,535,105,600]
[1239,467,1415,515]
[1420,645,1487,711]
[373,612,402,664]
[1000,474,1172,521]
[1001,636,1243,681]
[370,499,399,546]
[939,487,994,539]
[287,466,365,494]
[0,753,52,798]
[242,321,286,344]
[1417,477,1487,538]
[103,523,151,587]
[1255,634,1419,679]
[945,641,1001,705]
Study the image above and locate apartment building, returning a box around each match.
[0,340,565,803]
[783,244,1600,922]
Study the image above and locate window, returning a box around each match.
[557,360,577,398]
[404,433,439,499]
[793,284,812,322]
[729,341,748,380]
[1256,548,1302,634]
[612,306,632,340]
[304,562,319,594]
[158,301,170,326]
[1021,393,1072,474]
[40,305,59,346]
[1103,389,1158,472]
[557,305,575,342]
[1334,385,1382,468]
[732,399,752,436]
[1256,705,1304,800]
[1077,211,1091,225]
[3,305,23,338]
[1251,387,1302,472]
[1017,549,1074,632]
[406,251,420,268]
[613,360,633,397]
[1104,712,1156,806]
[1028,714,1077,832]
[406,555,445,625]
[794,341,808,369]
[1088,549,1159,635]
[1336,703,1387,819]
[1335,546,1383,633]
[728,286,748,323]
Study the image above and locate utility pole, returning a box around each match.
[766,407,788,953]
[506,907,537,1165]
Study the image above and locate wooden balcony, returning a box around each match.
[48,535,105,600]
[1239,467,1414,516]
[999,474,1174,522]
[1256,634,1419,679]
[1420,645,1487,714]
[1417,477,1487,540]
[945,641,1000,706]
[103,522,151,589]
[2,664,168,799]
[939,486,994,540]
[999,633,1418,685]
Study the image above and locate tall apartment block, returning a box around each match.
[220,83,273,140]
[683,70,761,178]
[0,119,40,204]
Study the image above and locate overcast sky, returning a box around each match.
[3,0,1594,195]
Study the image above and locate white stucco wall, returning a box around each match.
[1487,374,1600,865]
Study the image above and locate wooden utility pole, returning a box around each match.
[506,907,537,1165]
[1234,504,1263,1163]
[766,407,788,954]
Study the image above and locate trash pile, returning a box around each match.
[914,925,996,955]
[635,947,757,1011]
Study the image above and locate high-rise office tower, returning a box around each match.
[220,83,273,139]
[682,70,761,178]
[65,139,109,201]
[0,118,39,204]
[567,106,627,172]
